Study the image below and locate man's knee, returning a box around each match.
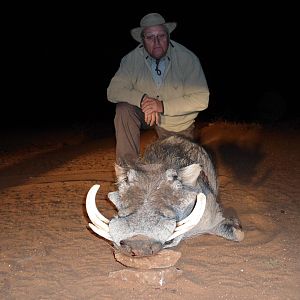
[114,102,144,130]
[115,102,136,119]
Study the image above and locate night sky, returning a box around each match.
[4,3,296,129]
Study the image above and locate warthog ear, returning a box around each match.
[115,164,137,184]
[115,164,127,182]
[178,164,202,187]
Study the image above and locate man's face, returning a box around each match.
[142,25,169,60]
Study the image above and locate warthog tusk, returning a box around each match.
[88,223,113,241]
[177,193,206,226]
[166,193,206,241]
[86,184,110,233]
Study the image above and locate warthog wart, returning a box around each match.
[86,135,244,257]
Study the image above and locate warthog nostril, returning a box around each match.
[150,242,162,254]
[119,236,163,257]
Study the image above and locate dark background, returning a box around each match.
[3,3,296,129]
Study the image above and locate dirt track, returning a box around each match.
[1,122,299,299]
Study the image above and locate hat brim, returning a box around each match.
[130,22,177,43]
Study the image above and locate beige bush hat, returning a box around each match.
[130,13,177,43]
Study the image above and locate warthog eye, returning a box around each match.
[160,207,176,219]
[118,210,134,218]
[166,169,178,182]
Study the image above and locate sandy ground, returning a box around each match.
[0,120,299,299]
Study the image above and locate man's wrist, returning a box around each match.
[160,101,164,114]
[140,94,147,107]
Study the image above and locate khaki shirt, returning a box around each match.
[107,40,209,132]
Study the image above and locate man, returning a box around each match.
[107,13,209,162]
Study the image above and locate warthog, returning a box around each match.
[86,135,244,257]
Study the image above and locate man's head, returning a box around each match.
[131,13,177,60]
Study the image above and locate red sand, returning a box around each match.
[0,121,299,299]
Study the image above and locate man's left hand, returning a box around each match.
[141,97,163,115]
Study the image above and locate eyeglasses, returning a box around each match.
[143,32,168,42]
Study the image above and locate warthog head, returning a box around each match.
[86,136,244,257]
[86,162,206,257]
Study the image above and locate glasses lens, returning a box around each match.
[144,33,167,42]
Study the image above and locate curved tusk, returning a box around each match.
[86,184,110,232]
[177,193,206,226]
[166,227,190,241]
[166,193,206,241]
[91,218,110,232]
[176,193,206,230]
[89,223,113,241]
[86,184,110,224]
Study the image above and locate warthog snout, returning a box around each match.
[119,235,163,257]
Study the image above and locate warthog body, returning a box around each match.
[86,136,244,257]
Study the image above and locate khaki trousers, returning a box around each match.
[114,102,195,163]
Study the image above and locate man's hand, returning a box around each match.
[144,111,160,126]
[141,96,163,125]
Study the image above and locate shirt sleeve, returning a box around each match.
[107,54,145,107]
[163,53,209,116]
